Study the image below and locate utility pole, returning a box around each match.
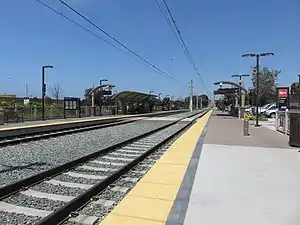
[242,52,274,127]
[189,80,193,112]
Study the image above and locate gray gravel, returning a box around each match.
[98,189,125,202]
[114,179,136,187]
[79,203,111,217]
[31,182,85,197]
[3,193,65,211]
[55,174,101,185]
[0,122,170,186]
[0,211,40,225]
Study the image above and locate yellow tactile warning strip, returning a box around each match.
[99,110,213,225]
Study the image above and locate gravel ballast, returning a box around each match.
[0,212,40,225]
[0,122,169,186]
[3,194,65,211]
[30,182,85,197]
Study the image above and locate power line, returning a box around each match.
[36,0,133,58]
[161,0,209,94]
[155,0,186,53]
[57,0,183,85]
[36,0,184,86]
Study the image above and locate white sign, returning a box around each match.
[24,99,30,105]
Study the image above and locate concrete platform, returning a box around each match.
[182,112,300,225]
[99,110,300,225]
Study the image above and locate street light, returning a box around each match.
[42,65,53,121]
[231,74,250,84]
[242,52,274,127]
[100,79,108,86]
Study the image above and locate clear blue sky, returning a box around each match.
[0,0,299,99]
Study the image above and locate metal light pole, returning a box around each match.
[242,52,274,127]
[42,65,53,121]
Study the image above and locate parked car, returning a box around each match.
[252,103,276,115]
[263,105,277,118]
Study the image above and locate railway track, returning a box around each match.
[0,118,141,147]
[0,111,188,147]
[0,109,209,225]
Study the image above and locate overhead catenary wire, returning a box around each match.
[160,0,209,94]
[57,0,184,85]
[36,0,184,86]
[155,0,187,54]
[36,0,134,59]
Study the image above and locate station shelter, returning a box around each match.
[111,91,156,115]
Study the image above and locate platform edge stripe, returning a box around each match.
[98,110,212,225]
[165,110,212,225]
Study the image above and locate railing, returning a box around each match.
[275,110,290,135]
[0,105,177,123]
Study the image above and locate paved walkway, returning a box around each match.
[183,112,300,225]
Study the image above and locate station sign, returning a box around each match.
[276,87,289,110]
[64,97,80,110]
[214,88,239,95]
[101,90,112,96]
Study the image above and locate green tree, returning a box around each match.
[252,67,280,106]
[291,82,300,94]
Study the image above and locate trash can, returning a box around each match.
[289,112,300,147]
[0,110,4,125]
